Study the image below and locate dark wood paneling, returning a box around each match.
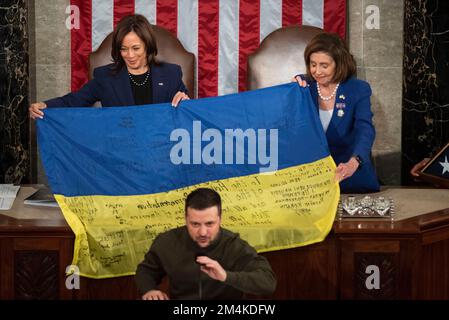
[75,276,140,300]
[0,238,14,299]
[0,235,74,299]
[15,250,59,299]
[2,187,449,299]
[340,239,397,299]
[420,239,449,299]
[354,252,398,300]
[262,238,337,299]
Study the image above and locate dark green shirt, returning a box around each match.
[135,226,277,299]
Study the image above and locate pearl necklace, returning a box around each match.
[128,71,150,86]
[317,82,339,101]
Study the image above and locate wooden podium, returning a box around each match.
[1,186,449,299]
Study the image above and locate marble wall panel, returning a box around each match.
[29,0,70,183]
[348,0,404,185]
[348,0,363,67]
[0,0,29,183]
[362,0,403,68]
[402,0,449,185]
[366,67,403,185]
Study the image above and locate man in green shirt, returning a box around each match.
[135,188,277,300]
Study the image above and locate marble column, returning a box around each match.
[0,0,29,183]
[402,0,449,185]
[348,0,404,186]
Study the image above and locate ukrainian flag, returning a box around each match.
[37,83,339,278]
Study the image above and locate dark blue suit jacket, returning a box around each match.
[309,77,380,193]
[45,62,187,107]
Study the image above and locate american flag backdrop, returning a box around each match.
[70,0,346,98]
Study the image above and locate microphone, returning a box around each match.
[195,250,208,265]
[195,250,207,300]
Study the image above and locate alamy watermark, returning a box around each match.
[65,265,80,290]
[65,4,380,31]
[170,121,278,173]
[365,5,380,30]
[365,265,380,290]
[66,5,80,30]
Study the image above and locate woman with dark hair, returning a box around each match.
[294,32,379,193]
[29,14,189,119]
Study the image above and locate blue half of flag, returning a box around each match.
[37,83,329,196]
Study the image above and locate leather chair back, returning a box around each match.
[89,25,195,98]
[247,25,323,90]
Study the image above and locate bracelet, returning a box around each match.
[352,155,363,168]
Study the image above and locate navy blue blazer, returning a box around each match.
[309,77,380,193]
[45,62,187,108]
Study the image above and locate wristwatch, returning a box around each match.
[352,155,363,168]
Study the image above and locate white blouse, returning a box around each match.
[319,108,333,132]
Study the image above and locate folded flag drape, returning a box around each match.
[37,83,339,278]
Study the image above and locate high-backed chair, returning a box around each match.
[89,25,196,99]
[247,25,323,90]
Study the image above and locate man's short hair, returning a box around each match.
[185,188,222,216]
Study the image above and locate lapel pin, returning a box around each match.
[158,82,164,86]
[336,102,346,117]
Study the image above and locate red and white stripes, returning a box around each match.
[70,0,346,97]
